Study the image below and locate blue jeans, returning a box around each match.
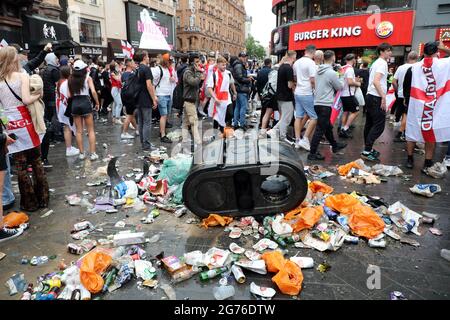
[137,107,153,150]
[3,156,15,206]
[234,93,248,127]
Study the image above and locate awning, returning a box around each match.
[22,15,72,47]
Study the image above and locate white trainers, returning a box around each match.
[90,153,99,161]
[135,131,140,136]
[444,156,450,168]
[121,133,134,140]
[266,129,279,139]
[79,153,86,160]
[114,119,123,125]
[66,147,80,157]
[297,138,311,151]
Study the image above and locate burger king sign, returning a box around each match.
[376,21,394,39]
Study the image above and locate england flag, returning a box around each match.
[121,40,135,59]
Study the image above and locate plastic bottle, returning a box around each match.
[102,268,118,293]
[441,249,450,262]
[213,285,235,300]
[200,267,228,282]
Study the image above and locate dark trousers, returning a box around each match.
[14,147,49,211]
[310,105,337,154]
[364,94,386,152]
[100,88,113,114]
[137,107,153,150]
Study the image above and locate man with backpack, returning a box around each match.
[173,54,189,118]
[259,62,279,136]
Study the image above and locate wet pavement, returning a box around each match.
[0,111,449,300]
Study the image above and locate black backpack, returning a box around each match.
[121,70,142,107]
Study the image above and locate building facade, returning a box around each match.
[62,0,107,60]
[176,0,246,56]
[104,0,176,60]
[245,15,253,40]
[1,0,72,54]
[270,0,450,64]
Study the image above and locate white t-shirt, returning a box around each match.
[206,69,233,105]
[151,66,173,96]
[293,57,316,96]
[341,65,356,97]
[368,58,388,97]
[394,63,412,98]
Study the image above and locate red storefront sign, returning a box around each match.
[289,10,415,51]
[272,0,284,7]
[436,28,450,58]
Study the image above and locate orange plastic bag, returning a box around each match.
[79,251,112,293]
[338,161,362,176]
[346,205,385,239]
[272,261,304,296]
[286,206,324,233]
[3,212,29,228]
[309,181,334,194]
[262,251,286,273]
[325,194,360,215]
[201,214,233,229]
[223,127,235,139]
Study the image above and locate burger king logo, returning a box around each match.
[376,21,394,39]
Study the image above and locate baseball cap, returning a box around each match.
[10,43,30,55]
[73,60,88,70]
[208,51,216,58]
[238,52,248,57]
[424,41,439,56]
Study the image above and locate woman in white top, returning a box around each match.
[64,60,100,161]
[0,46,49,217]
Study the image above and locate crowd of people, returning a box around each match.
[0,39,449,243]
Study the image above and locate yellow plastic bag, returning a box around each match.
[272,261,304,296]
[309,181,334,194]
[338,161,362,176]
[79,251,112,293]
[2,212,29,228]
[325,194,360,215]
[285,206,324,233]
[262,251,286,273]
[201,214,233,229]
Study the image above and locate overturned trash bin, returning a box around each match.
[183,138,308,218]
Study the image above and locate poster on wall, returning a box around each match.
[126,2,174,51]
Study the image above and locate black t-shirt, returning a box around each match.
[356,68,370,95]
[277,63,294,102]
[137,64,154,108]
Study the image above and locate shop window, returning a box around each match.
[287,0,296,23]
[296,0,308,20]
[79,17,101,45]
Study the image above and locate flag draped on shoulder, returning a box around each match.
[406,57,450,143]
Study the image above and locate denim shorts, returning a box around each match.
[294,94,317,119]
[157,95,171,116]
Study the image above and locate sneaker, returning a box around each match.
[296,138,311,151]
[372,149,381,158]
[258,129,267,139]
[444,156,450,168]
[66,147,80,157]
[308,153,325,161]
[406,157,414,169]
[160,136,172,144]
[332,142,347,153]
[361,151,379,162]
[121,133,134,140]
[135,131,140,136]
[90,153,99,161]
[339,129,352,139]
[79,153,86,160]
[42,159,53,168]
[266,129,278,139]
[115,119,123,125]
[0,227,24,243]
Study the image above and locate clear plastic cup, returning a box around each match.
[213,285,235,300]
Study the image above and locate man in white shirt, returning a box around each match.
[392,51,418,142]
[293,44,317,151]
[151,55,176,144]
[362,42,393,161]
[339,54,362,139]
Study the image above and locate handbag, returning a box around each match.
[355,87,365,107]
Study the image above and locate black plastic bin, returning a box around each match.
[183,138,308,218]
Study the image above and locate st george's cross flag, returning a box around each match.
[121,40,134,59]
[406,57,450,143]
[386,87,397,111]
